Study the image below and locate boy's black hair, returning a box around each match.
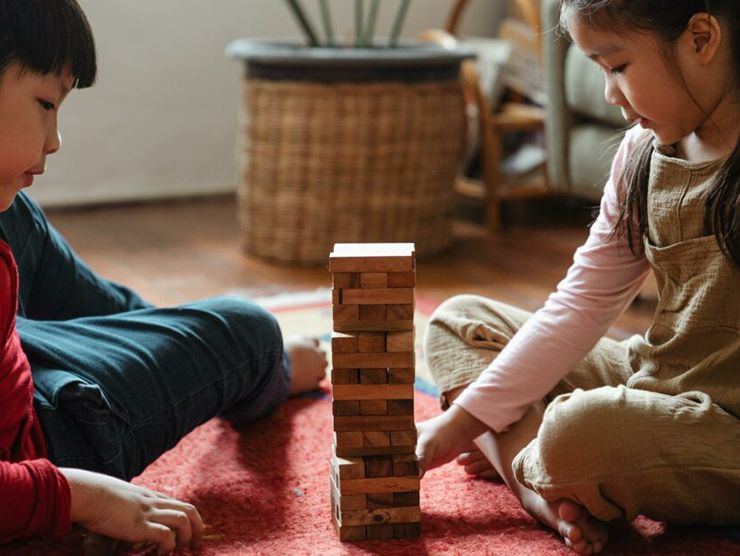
[0,0,96,88]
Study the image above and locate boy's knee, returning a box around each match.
[196,297,282,350]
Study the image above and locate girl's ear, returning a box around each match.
[685,13,722,65]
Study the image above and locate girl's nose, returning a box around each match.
[604,77,626,107]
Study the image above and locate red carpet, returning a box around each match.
[2,386,739,555]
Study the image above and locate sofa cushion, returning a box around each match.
[568,124,624,201]
[565,46,625,129]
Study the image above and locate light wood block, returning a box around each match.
[334,304,359,321]
[339,476,420,495]
[359,368,387,384]
[332,333,359,353]
[335,431,363,450]
[387,331,414,352]
[360,272,388,289]
[390,429,417,446]
[333,352,414,369]
[333,384,413,401]
[360,400,387,415]
[387,304,414,320]
[363,431,390,447]
[333,415,415,432]
[332,452,365,480]
[341,288,413,306]
[340,506,421,527]
[387,271,416,288]
[334,319,413,333]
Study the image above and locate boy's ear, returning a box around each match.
[685,13,721,64]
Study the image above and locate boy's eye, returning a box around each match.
[609,64,627,75]
[38,99,56,111]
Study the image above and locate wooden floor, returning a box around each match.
[45,195,657,341]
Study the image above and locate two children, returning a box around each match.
[417,1,740,554]
[0,1,325,553]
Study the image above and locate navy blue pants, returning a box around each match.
[1,193,290,481]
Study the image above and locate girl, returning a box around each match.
[416,1,740,554]
[0,1,326,554]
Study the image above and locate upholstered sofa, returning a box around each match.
[542,0,626,201]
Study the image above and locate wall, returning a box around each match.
[34,0,506,206]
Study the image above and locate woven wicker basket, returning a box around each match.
[232,44,470,265]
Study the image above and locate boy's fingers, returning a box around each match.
[154,510,193,547]
[148,524,177,555]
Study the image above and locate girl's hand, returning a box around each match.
[60,467,204,555]
[416,404,488,477]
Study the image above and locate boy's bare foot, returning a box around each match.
[520,491,608,555]
[456,445,501,480]
[285,335,327,395]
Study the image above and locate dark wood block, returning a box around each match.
[334,304,360,321]
[392,454,420,477]
[359,304,387,321]
[332,400,360,416]
[364,455,394,478]
[391,429,417,446]
[366,492,394,509]
[393,491,420,507]
[387,304,414,320]
[335,445,415,457]
[338,476,420,495]
[332,333,359,353]
[335,431,363,450]
[362,431,390,447]
[387,271,416,288]
[331,368,359,385]
[333,352,413,369]
[387,331,414,352]
[393,522,421,538]
[360,368,388,384]
[334,319,413,333]
[360,272,388,289]
[366,524,394,540]
[360,400,387,415]
[358,332,386,353]
[333,415,415,432]
[333,272,360,289]
[333,384,413,401]
[387,399,414,415]
[388,368,415,384]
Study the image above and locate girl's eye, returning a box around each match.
[609,64,627,75]
[38,100,56,111]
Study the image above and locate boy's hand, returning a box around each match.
[61,467,204,555]
[416,404,488,478]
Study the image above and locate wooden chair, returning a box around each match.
[444,0,554,229]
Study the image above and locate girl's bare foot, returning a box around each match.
[456,445,501,480]
[520,491,609,555]
[286,335,327,395]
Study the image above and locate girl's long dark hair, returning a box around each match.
[0,0,96,89]
[560,0,740,269]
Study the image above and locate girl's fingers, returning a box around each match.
[152,509,194,547]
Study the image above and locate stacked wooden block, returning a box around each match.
[329,243,421,541]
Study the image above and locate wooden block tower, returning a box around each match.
[329,243,421,542]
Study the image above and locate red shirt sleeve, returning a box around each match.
[0,459,71,542]
[0,240,72,542]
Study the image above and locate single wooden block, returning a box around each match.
[358,332,385,353]
[333,272,360,289]
[360,400,387,415]
[332,451,365,480]
[387,304,414,320]
[360,272,388,289]
[366,492,394,509]
[339,476,421,495]
[334,304,360,321]
[393,522,421,538]
[387,271,416,288]
[332,333,359,354]
[331,368,359,385]
[333,384,413,401]
[334,319,413,333]
[333,351,414,369]
[335,431,363,450]
[337,523,367,542]
[331,473,367,510]
[387,399,414,415]
[329,243,415,273]
[392,454,420,478]
[342,288,414,306]
[388,368,415,384]
[366,524,395,540]
[391,429,417,447]
[332,400,360,416]
[386,331,414,352]
[332,288,341,305]
[359,368,387,384]
[362,431,390,447]
[364,455,394,478]
[359,304,387,321]
[393,491,420,507]
[335,445,415,457]
[341,506,421,527]
[333,415,415,433]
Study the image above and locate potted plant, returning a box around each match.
[226,0,474,266]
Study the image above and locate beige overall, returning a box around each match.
[425,143,740,525]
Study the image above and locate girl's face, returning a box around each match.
[566,14,710,148]
[0,64,72,210]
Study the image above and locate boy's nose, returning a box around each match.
[45,130,62,155]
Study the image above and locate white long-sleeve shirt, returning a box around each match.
[455,126,653,432]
